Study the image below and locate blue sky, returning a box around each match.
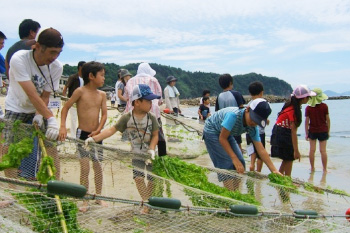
[1,0,350,92]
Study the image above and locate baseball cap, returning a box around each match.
[249,98,272,128]
[131,84,161,101]
[120,69,132,78]
[292,85,316,99]
[37,28,64,48]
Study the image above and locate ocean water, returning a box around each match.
[182,99,350,192]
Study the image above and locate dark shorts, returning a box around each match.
[246,133,266,159]
[234,135,242,144]
[132,159,153,180]
[77,129,103,162]
[111,101,115,105]
[271,125,294,161]
[308,132,329,141]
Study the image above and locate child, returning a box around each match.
[203,98,281,190]
[199,89,210,106]
[59,61,108,212]
[85,84,160,212]
[198,96,211,120]
[110,91,116,107]
[164,76,181,116]
[271,85,316,176]
[215,74,246,152]
[305,88,330,173]
[246,81,268,172]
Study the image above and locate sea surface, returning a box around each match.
[181,99,350,193]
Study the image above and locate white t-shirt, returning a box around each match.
[6,50,63,113]
[115,80,121,105]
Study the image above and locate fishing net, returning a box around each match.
[0,116,349,233]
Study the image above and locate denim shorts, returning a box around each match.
[203,131,245,182]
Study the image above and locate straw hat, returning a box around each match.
[308,88,328,107]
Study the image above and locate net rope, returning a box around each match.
[0,118,349,232]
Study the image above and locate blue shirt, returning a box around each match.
[0,54,5,74]
[204,107,260,142]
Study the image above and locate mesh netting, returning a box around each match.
[0,117,349,233]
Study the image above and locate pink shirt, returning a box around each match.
[124,75,163,118]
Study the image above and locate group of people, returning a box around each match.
[0,19,330,212]
[198,73,330,189]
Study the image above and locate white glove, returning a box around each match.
[33,114,44,127]
[45,117,59,140]
[84,137,95,151]
[148,150,155,160]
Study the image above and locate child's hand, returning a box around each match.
[232,159,245,174]
[58,127,67,141]
[294,151,301,162]
[148,150,156,160]
[89,130,100,137]
[84,137,95,151]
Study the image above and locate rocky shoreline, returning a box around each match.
[180,95,350,106]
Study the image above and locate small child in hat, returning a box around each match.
[305,88,330,173]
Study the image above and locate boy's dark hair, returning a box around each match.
[248,81,264,96]
[82,61,105,85]
[202,89,210,96]
[132,98,144,106]
[0,31,6,39]
[202,96,209,102]
[19,19,41,39]
[218,74,233,89]
[77,61,86,70]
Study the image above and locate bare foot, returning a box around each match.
[95,200,108,207]
[140,206,150,214]
[79,201,90,213]
[0,200,14,208]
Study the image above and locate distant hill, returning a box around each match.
[324,90,350,97]
[63,63,293,98]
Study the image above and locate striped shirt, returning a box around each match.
[204,107,260,142]
[123,75,163,118]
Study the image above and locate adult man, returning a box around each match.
[0,31,6,74]
[62,61,86,138]
[124,62,167,156]
[5,19,41,78]
[4,28,63,180]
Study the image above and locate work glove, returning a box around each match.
[45,117,59,140]
[148,149,156,160]
[84,137,95,151]
[33,114,44,127]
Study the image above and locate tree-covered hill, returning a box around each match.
[63,63,292,98]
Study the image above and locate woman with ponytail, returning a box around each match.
[271,85,316,176]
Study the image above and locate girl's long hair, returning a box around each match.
[278,95,303,127]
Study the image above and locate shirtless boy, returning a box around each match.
[59,61,108,212]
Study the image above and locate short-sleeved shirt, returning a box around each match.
[6,50,62,113]
[305,103,329,133]
[199,104,210,118]
[117,82,126,105]
[114,111,159,154]
[215,90,245,111]
[6,39,34,66]
[275,106,295,129]
[0,54,5,73]
[204,107,260,142]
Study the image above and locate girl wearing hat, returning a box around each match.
[305,88,330,173]
[164,76,181,116]
[271,85,316,176]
